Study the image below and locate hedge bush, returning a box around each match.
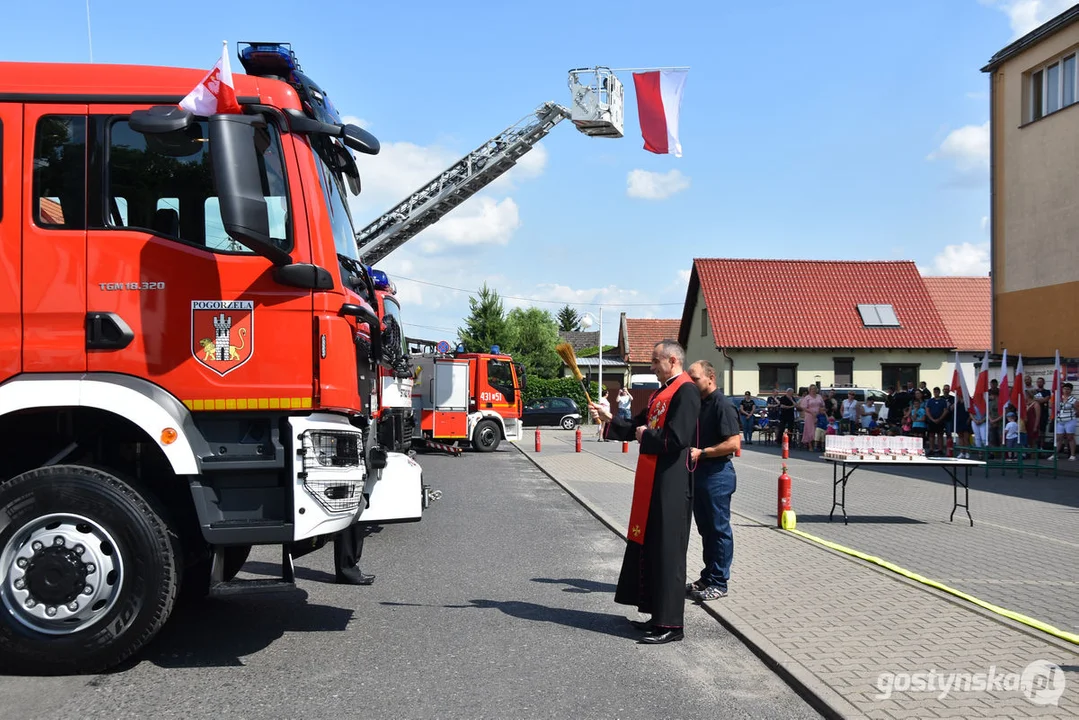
[522,376,600,418]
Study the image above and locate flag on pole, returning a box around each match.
[179,40,242,116]
[632,70,688,157]
[1052,349,1062,415]
[955,354,972,409]
[997,348,1010,415]
[1010,353,1024,415]
[971,351,990,415]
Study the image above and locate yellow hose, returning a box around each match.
[786,527,1079,646]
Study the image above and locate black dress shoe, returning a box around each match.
[628,619,652,631]
[638,628,684,645]
[336,571,376,585]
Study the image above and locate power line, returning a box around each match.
[404,321,459,333]
[391,274,683,307]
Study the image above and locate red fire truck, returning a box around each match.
[410,348,525,453]
[0,43,434,674]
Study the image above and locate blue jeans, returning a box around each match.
[741,416,755,444]
[693,460,737,590]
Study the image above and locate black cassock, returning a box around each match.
[603,379,700,628]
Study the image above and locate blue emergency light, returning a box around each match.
[236,42,299,79]
[367,267,393,292]
[491,345,500,354]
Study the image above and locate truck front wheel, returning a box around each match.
[0,465,179,675]
[471,420,501,452]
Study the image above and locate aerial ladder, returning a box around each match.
[354,67,626,266]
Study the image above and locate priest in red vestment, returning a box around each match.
[589,339,700,644]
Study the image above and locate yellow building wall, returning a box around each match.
[991,24,1079,355]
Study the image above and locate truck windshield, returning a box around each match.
[308,138,361,265]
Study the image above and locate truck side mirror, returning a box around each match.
[341,303,381,363]
[208,114,291,266]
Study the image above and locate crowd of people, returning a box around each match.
[757,377,1076,461]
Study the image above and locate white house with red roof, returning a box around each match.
[615,316,682,388]
[677,259,984,396]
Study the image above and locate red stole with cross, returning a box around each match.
[627,372,693,545]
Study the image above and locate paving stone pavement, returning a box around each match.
[518,429,1079,719]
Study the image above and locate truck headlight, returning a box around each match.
[306,431,361,467]
[300,430,364,513]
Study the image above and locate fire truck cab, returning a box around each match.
[411,350,525,452]
[0,43,431,674]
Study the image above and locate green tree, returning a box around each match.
[557,304,582,332]
[458,283,513,353]
[506,307,561,380]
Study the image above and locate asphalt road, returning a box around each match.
[0,445,819,720]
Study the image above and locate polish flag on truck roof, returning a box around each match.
[179,41,242,116]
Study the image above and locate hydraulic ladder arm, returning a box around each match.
[354,102,572,265]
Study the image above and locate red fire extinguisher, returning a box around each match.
[535,426,541,453]
[575,427,582,453]
[782,429,790,460]
[777,463,792,528]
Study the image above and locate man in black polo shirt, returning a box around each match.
[686,360,741,601]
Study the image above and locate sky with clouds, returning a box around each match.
[2,0,1073,345]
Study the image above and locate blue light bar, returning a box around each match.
[368,267,392,291]
[237,42,298,78]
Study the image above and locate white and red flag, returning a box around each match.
[971,351,990,415]
[632,70,688,157]
[180,41,242,116]
[1010,353,1025,414]
[997,349,1010,415]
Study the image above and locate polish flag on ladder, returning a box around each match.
[179,41,242,116]
[632,70,688,157]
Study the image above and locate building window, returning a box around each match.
[857,304,900,327]
[700,308,709,337]
[882,364,919,392]
[1030,53,1078,121]
[834,358,853,386]
[759,364,796,393]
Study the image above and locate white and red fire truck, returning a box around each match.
[410,348,525,453]
[0,43,434,674]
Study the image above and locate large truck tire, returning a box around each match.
[471,419,501,453]
[0,465,180,675]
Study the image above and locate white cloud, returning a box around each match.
[927,121,990,174]
[924,242,991,276]
[341,115,370,129]
[677,269,691,284]
[417,197,520,253]
[981,215,990,233]
[626,169,691,200]
[982,0,1076,37]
